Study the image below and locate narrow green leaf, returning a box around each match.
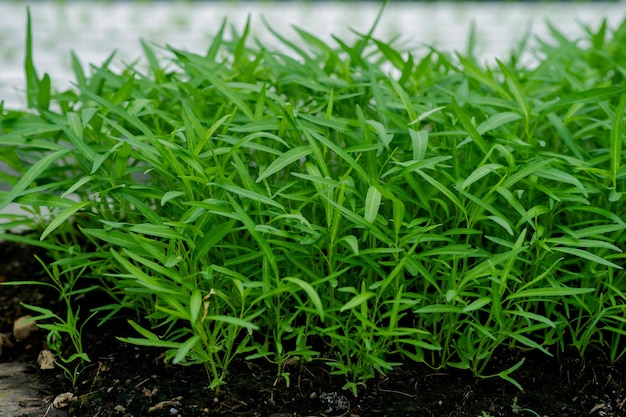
[70,51,87,90]
[190,290,202,325]
[460,164,504,191]
[161,191,186,206]
[111,74,135,105]
[547,112,583,160]
[537,86,626,114]
[450,98,489,155]
[487,215,515,236]
[409,105,447,125]
[127,224,184,241]
[218,183,284,209]
[496,358,526,391]
[37,73,50,110]
[338,235,359,256]
[567,224,626,239]
[172,335,200,364]
[476,112,522,135]
[409,129,428,161]
[340,292,376,312]
[126,319,160,342]
[206,18,227,61]
[40,201,90,241]
[611,93,626,188]
[204,72,255,121]
[65,112,97,164]
[534,167,588,197]
[552,247,622,269]
[506,286,595,300]
[505,310,557,328]
[256,146,312,183]
[0,148,71,212]
[228,195,278,278]
[110,249,179,294]
[24,7,39,109]
[118,337,182,349]
[366,119,393,150]
[497,59,529,122]
[392,198,405,239]
[205,315,259,330]
[501,158,555,190]
[306,129,369,183]
[462,297,492,313]
[284,277,324,320]
[364,185,382,224]
[194,220,235,261]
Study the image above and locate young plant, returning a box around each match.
[1,8,626,395]
[2,255,94,386]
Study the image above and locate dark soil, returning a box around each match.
[2,240,626,417]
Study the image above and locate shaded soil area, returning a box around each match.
[1,240,626,417]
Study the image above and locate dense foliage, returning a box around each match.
[1,9,626,393]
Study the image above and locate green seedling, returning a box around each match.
[1,7,626,394]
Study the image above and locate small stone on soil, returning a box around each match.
[13,315,37,341]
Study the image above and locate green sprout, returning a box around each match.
[1,7,626,395]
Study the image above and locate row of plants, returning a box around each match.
[1,8,625,394]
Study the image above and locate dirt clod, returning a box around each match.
[52,392,75,409]
[13,315,37,341]
[37,349,55,370]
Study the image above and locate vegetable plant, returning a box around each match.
[1,7,625,394]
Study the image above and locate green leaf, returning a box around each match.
[552,247,622,269]
[37,73,50,111]
[190,290,202,325]
[306,128,370,183]
[547,112,583,160]
[340,292,376,312]
[462,297,491,313]
[534,167,588,197]
[497,59,529,122]
[111,74,135,105]
[161,191,186,206]
[476,112,522,135]
[203,72,255,121]
[126,319,160,342]
[0,148,72,212]
[256,146,312,183]
[70,51,86,90]
[40,201,90,241]
[460,164,504,191]
[194,220,235,261]
[364,185,382,224]
[66,112,97,164]
[218,183,284,209]
[409,129,428,161]
[366,120,393,149]
[497,358,525,391]
[506,286,595,300]
[205,315,259,330]
[537,86,626,114]
[338,235,359,256]
[24,7,39,109]
[450,97,489,156]
[172,335,200,364]
[611,93,626,188]
[284,277,324,320]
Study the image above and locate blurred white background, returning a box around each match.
[2,1,626,109]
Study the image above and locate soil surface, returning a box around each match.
[1,240,626,417]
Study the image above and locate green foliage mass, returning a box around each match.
[2,9,626,393]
